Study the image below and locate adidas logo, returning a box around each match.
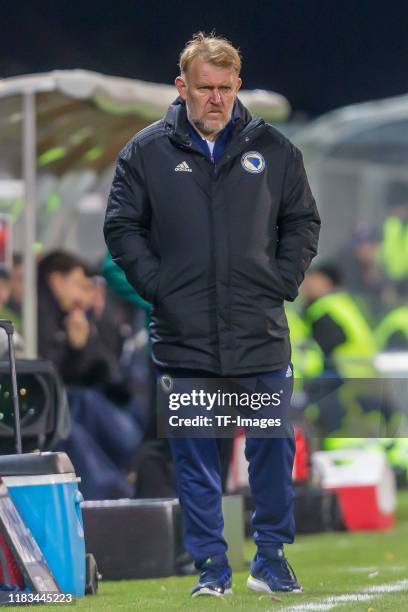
[175,161,192,172]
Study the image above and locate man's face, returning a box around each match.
[300,272,333,304]
[49,267,90,312]
[354,242,378,266]
[175,58,242,138]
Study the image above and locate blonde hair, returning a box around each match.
[179,32,242,76]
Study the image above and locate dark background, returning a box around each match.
[1,0,407,117]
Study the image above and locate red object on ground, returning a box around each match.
[292,426,309,482]
[228,425,311,490]
[312,450,396,531]
[0,532,24,589]
[333,486,394,531]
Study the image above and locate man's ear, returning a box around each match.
[236,77,242,96]
[175,75,187,100]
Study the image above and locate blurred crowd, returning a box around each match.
[0,250,152,499]
[0,179,406,498]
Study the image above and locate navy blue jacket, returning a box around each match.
[104,98,320,375]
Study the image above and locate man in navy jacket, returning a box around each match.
[104,32,320,597]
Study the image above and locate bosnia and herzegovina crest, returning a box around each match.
[241,151,266,174]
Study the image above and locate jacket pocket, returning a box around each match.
[150,267,163,305]
[141,267,161,304]
[274,259,300,302]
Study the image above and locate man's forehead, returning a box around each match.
[186,58,238,83]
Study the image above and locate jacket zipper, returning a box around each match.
[170,123,264,371]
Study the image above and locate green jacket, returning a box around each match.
[102,252,152,321]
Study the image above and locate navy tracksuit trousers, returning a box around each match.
[166,367,296,563]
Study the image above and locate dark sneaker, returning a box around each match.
[191,555,232,597]
[247,549,302,593]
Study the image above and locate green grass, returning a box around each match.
[10,492,408,611]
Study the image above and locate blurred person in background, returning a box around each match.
[37,250,113,385]
[83,265,148,413]
[375,183,408,487]
[300,264,376,438]
[301,264,377,378]
[375,300,408,485]
[78,267,125,383]
[37,250,145,499]
[381,180,408,296]
[300,264,397,452]
[302,265,408,484]
[338,225,395,323]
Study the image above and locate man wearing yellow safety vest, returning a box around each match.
[381,180,408,287]
[299,264,388,445]
[301,264,377,379]
[300,265,408,485]
[375,304,408,485]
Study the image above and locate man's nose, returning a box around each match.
[209,89,222,104]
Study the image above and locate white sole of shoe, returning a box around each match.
[247,575,302,594]
[192,587,233,597]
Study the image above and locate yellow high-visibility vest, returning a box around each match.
[381,217,408,281]
[305,292,377,378]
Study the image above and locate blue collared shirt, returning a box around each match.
[187,120,233,164]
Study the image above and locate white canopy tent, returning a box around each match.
[0,69,290,357]
[293,92,408,260]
